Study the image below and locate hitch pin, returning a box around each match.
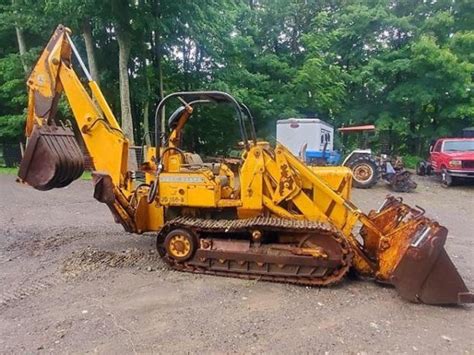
[411,226,431,248]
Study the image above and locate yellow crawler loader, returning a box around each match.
[18,25,472,305]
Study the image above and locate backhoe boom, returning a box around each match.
[24,25,128,186]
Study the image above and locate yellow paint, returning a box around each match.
[167,234,192,259]
[134,195,164,233]
[158,172,220,207]
[59,65,129,186]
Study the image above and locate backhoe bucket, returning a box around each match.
[18,125,84,191]
[363,196,473,305]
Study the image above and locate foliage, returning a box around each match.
[402,154,423,170]
[0,0,472,157]
[0,114,24,142]
[0,167,18,174]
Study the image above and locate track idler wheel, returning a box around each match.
[164,228,197,262]
[18,125,84,190]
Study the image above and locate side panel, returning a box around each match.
[276,120,318,155]
[159,173,220,207]
[309,166,352,201]
[276,119,335,155]
[134,196,164,233]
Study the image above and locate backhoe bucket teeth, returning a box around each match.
[18,125,84,190]
[364,196,473,305]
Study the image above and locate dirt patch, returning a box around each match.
[0,277,56,311]
[61,248,162,278]
[7,234,83,256]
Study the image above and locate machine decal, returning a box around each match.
[160,175,205,183]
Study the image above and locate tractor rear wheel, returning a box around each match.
[347,155,380,189]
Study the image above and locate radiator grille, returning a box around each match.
[462,160,474,169]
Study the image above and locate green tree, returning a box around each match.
[0,0,473,158]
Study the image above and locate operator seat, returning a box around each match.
[181,153,232,188]
[182,152,221,175]
[167,106,229,187]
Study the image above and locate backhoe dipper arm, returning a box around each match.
[25,25,129,187]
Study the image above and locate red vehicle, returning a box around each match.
[417,138,474,186]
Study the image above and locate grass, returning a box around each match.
[0,166,93,180]
[81,171,93,180]
[402,154,423,169]
[0,167,18,175]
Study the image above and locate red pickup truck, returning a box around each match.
[417,138,474,186]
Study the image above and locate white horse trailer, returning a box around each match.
[276,118,335,157]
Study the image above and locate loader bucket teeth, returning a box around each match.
[18,125,84,190]
[390,227,473,305]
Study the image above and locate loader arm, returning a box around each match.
[239,143,473,303]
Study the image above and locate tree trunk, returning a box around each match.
[151,0,166,140]
[116,29,134,145]
[408,107,417,154]
[159,58,165,139]
[12,0,28,74]
[195,43,202,76]
[15,27,27,73]
[82,20,100,83]
[143,67,151,146]
[182,40,189,90]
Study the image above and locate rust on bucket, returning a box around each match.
[362,195,473,305]
[18,125,84,190]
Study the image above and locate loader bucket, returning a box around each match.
[390,226,473,305]
[363,196,473,305]
[18,125,84,191]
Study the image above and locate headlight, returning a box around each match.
[449,160,462,168]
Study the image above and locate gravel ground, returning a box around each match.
[0,174,472,354]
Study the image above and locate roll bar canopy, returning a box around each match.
[154,91,257,150]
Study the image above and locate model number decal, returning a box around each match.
[160,175,205,183]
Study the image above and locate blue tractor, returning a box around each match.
[276,119,416,192]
